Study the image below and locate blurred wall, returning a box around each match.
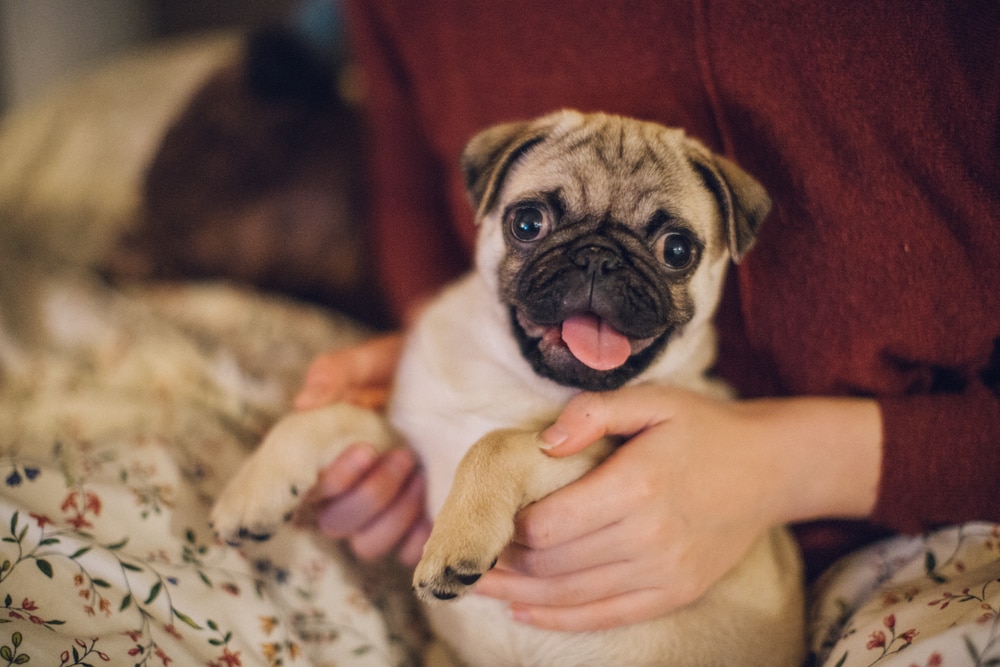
[0,0,153,111]
[0,0,293,113]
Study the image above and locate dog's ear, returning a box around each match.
[686,145,771,263]
[461,121,548,221]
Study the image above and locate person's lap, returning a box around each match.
[808,522,1000,666]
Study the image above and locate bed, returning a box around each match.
[0,33,425,666]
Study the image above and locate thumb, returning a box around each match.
[539,386,668,457]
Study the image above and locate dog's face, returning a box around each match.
[462,111,770,391]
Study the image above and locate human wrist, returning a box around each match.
[747,396,883,526]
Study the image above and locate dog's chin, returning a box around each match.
[510,308,672,391]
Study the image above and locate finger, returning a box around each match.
[510,446,654,549]
[343,386,392,410]
[305,443,380,504]
[315,448,417,537]
[339,333,405,387]
[476,559,634,609]
[540,386,670,457]
[295,334,404,409]
[499,516,635,578]
[295,353,353,409]
[349,468,427,559]
[508,588,672,632]
[397,515,433,567]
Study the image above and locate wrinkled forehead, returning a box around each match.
[496,117,715,226]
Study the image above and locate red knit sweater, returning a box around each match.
[344,0,1000,576]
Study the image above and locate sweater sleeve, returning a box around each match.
[699,0,1000,555]
[874,370,1000,533]
[344,0,469,324]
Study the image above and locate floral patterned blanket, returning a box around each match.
[0,270,426,667]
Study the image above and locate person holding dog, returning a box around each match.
[294,0,999,662]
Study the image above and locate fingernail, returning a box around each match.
[539,425,568,450]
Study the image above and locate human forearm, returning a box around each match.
[744,396,883,526]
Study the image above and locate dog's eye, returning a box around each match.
[661,232,696,269]
[510,207,547,242]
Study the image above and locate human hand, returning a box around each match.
[294,333,405,411]
[300,442,431,565]
[474,385,881,631]
[294,333,432,565]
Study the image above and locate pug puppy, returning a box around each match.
[212,110,805,666]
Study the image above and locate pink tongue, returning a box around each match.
[561,314,632,371]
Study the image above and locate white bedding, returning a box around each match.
[0,271,426,666]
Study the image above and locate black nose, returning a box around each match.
[572,243,622,276]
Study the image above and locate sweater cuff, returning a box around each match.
[871,386,1000,534]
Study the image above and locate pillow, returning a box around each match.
[0,33,242,269]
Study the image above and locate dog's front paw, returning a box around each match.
[210,451,312,546]
[210,404,397,547]
[413,543,500,602]
[413,505,516,602]
[412,428,546,603]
